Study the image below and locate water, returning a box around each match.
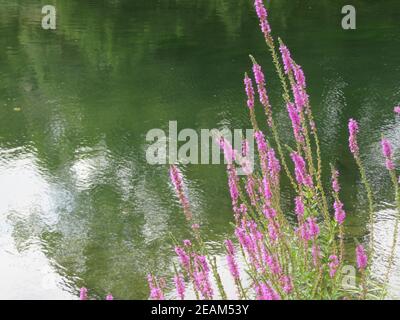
[0,0,399,299]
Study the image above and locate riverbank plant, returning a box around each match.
[146,0,400,300]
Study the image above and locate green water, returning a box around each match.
[0,0,399,299]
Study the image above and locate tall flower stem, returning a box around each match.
[349,119,375,286]
[249,55,297,192]
[278,37,330,224]
[355,156,375,262]
[266,34,330,224]
[381,170,400,299]
[360,270,367,300]
[209,256,228,300]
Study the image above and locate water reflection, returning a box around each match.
[372,207,400,299]
[0,0,399,299]
[0,145,75,299]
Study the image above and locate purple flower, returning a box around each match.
[348,119,359,155]
[242,139,249,157]
[279,43,293,74]
[170,165,183,192]
[254,130,268,154]
[197,255,210,273]
[246,176,256,205]
[147,274,165,300]
[381,138,393,158]
[381,138,395,171]
[301,88,310,108]
[225,239,235,256]
[254,0,271,37]
[394,106,400,115]
[386,159,395,171]
[219,138,240,211]
[263,204,277,220]
[228,165,239,211]
[244,74,255,109]
[298,218,319,241]
[294,196,304,218]
[252,63,270,109]
[255,283,281,300]
[331,169,340,193]
[268,222,279,243]
[267,147,281,183]
[170,165,192,220]
[293,64,306,88]
[175,246,190,271]
[280,275,293,294]
[328,255,340,278]
[183,239,192,247]
[298,223,310,241]
[307,217,320,239]
[287,102,304,143]
[290,152,313,187]
[150,288,164,300]
[292,83,306,112]
[106,294,113,300]
[174,274,186,300]
[234,226,247,248]
[334,200,346,225]
[219,137,236,164]
[235,224,260,270]
[253,62,265,85]
[262,175,272,201]
[193,255,213,299]
[225,240,240,281]
[266,254,282,275]
[356,244,368,270]
[79,287,88,300]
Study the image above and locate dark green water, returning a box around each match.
[0,0,399,299]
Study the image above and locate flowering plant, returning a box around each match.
[147,0,400,300]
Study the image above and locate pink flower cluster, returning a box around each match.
[333,200,346,225]
[381,138,395,171]
[225,239,240,281]
[267,147,281,184]
[290,152,313,187]
[328,255,340,278]
[193,255,214,299]
[298,217,320,241]
[294,196,304,218]
[175,246,190,271]
[279,44,293,75]
[287,102,304,144]
[174,274,186,300]
[356,245,368,271]
[348,119,359,155]
[254,0,271,38]
[147,274,165,300]
[244,74,255,109]
[252,62,271,111]
[331,169,340,193]
[170,165,192,220]
[255,282,280,300]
